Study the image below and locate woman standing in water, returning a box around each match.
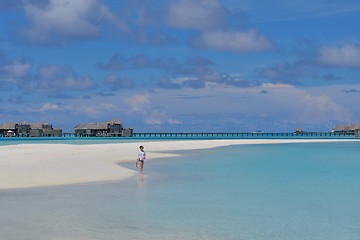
[137,145,146,174]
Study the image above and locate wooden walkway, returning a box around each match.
[1,132,357,139]
[131,132,357,138]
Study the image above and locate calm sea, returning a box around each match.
[1,140,360,240]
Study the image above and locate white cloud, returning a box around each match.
[173,77,198,84]
[261,83,294,88]
[145,107,182,125]
[32,65,97,91]
[125,94,182,125]
[194,29,272,52]
[125,94,151,113]
[318,43,360,68]
[298,94,352,124]
[167,0,227,30]
[22,0,114,43]
[0,58,31,84]
[39,103,59,112]
[2,59,31,78]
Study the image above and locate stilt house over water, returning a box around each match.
[74,119,133,137]
[0,122,62,137]
[333,123,360,137]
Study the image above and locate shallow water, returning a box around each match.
[1,141,360,239]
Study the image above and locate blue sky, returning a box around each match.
[1,0,360,132]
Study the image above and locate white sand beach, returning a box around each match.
[0,139,355,189]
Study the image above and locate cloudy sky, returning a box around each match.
[1,0,360,132]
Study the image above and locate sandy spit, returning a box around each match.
[0,139,355,189]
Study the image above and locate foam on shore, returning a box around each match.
[0,139,355,189]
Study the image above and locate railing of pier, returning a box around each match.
[3,132,355,139]
[131,132,357,139]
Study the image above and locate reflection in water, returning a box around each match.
[136,174,145,189]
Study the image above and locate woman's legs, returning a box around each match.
[139,160,144,174]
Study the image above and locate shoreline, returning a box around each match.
[0,139,357,190]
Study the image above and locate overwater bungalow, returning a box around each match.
[74,119,133,137]
[0,122,17,137]
[0,122,62,137]
[333,123,360,137]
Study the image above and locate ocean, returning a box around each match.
[1,140,360,239]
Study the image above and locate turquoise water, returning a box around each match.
[1,141,360,239]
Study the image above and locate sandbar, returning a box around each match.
[0,139,356,189]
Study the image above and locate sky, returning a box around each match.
[1,0,360,133]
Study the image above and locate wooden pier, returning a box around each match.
[1,131,357,139]
[131,132,357,139]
